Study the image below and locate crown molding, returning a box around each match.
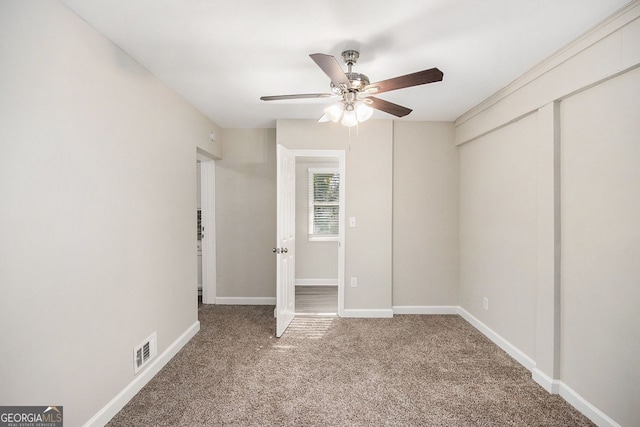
[455,1,640,127]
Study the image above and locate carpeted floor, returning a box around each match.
[108,305,593,426]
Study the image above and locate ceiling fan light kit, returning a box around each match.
[324,101,344,122]
[355,100,374,121]
[326,97,374,127]
[260,49,443,127]
[341,109,358,127]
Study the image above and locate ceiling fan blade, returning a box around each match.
[317,114,330,123]
[309,53,351,89]
[367,96,412,117]
[260,93,334,101]
[365,68,443,94]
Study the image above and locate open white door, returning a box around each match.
[275,145,296,337]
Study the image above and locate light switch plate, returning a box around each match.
[349,217,357,228]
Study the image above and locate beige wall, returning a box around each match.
[392,122,458,306]
[215,129,277,299]
[459,114,538,357]
[560,67,640,427]
[295,161,339,281]
[219,120,459,314]
[455,3,640,425]
[0,1,222,426]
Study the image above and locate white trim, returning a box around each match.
[295,279,338,286]
[308,235,339,242]
[532,368,561,394]
[199,159,216,304]
[457,307,536,371]
[83,321,200,427]
[307,167,339,173]
[341,309,394,318]
[215,297,276,305]
[393,305,459,315]
[337,152,345,317]
[559,382,622,427]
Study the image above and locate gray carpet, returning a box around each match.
[108,305,593,426]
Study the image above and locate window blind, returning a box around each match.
[308,169,340,237]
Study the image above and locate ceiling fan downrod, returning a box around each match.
[338,50,370,92]
[342,50,359,71]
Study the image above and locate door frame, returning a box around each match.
[289,149,346,317]
[197,151,216,304]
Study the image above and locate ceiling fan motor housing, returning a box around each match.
[341,50,370,91]
[330,72,370,94]
[347,72,370,90]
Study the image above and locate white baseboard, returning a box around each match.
[215,297,276,305]
[457,307,536,371]
[532,368,561,394]
[84,304,619,427]
[457,307,621,427]
[341,309,393,318]
[295,279,338,286]
[558,382,621,427]
[83,321,200,426]
[393,305,459,315]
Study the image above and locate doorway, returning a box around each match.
[290,149,345,318]
[294,156,340,316]
[196,161,203,302]
[197,152,216,304]
[276,146,345,336]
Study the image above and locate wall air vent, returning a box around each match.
[133,332,157,374]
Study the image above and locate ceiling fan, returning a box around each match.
[260,50,443,127]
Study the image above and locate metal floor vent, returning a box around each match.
[134,332,157,374]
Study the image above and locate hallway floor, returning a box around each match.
[295,285,338,316]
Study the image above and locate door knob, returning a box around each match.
[282,248,288,253]
[272,248,281,254]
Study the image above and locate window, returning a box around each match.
[308,168,340,241]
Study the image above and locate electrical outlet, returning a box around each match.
[483,297,489,310]
[350,277,358,288]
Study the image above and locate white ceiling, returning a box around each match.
[61,0,630,129]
